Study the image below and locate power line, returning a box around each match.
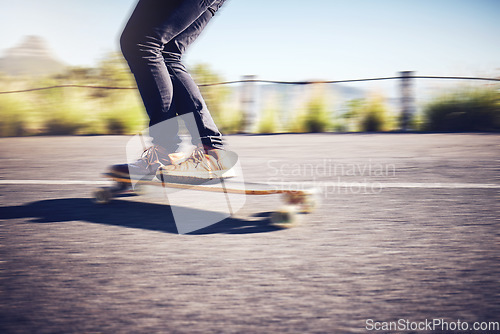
[0,84,137,94]
[201,76,500,86]
[0,75,498,95]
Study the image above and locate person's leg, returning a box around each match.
[111,0,223,179]
[163,0,226,149]
[120,0,220,151]
[157,2,239,182]
[155,0,238,181]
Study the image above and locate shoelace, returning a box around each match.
[141,145,164,168]
[185,147,213,171]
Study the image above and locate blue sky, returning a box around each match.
[1,0,499,82]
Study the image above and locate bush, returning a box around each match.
[423,88,500,132]
[360,97,394,132]
[288,88,332,133]
[0,94,29,136]
[102,95,147,135]
[191,64,230,123]
[33,80,88,135]
[43,117,84,135]
[343,96,393,132]
[304,95,331,132]
[190,63,245,133]
[40,99,87,135]
[257,106,280,133]
[219,107,244,134]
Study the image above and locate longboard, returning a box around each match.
[92,173,320,226]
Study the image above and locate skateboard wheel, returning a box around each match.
[300,192,320,213]
[131,183,145,196]
[282,192,303,205]
[270,205,298,228]
[93,188,112,204]
[116,181,130,191]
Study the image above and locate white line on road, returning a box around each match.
[0,180,110,185]
[272,181,500,189]
[0,180,499,189]
[370,182,500,189]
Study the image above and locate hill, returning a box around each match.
[0,36,66,76]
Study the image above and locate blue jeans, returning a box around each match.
[121,0,226,150]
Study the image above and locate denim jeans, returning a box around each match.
[121,0,226,151]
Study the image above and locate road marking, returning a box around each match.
[272,181,500,189]
[0,180,498,189]
[372,182,500,189]
[0,180,110,185]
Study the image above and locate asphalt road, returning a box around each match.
[1,133,499,333]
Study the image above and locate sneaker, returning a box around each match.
[156,145,238,183]
[108,145,186,180]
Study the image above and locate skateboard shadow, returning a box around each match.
[0,198,280,235]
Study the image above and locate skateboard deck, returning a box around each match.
[93,172,320,226]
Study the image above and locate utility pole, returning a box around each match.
[400,71,415,131]
[240,75,257,133]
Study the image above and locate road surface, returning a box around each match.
[1,133,499,333]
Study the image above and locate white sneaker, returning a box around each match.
[156,145,238,183]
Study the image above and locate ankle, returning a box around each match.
[201,144,222,153]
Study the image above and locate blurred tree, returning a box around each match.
[191,63,240,133]
[361,97,391,132]
[53,66,95,83]
[288,85,333,133]
[0,94,28,136]
[424,87,500,132]
[343,98,364,131]
[348,96,394,132]
[91,52,135,99]
[257,105,280,133]
[304,94,331,132]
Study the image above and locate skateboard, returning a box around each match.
[92,173,320,227]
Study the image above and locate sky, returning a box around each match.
[1,0,500,83]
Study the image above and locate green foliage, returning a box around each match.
[408,111,425,131]
[344,96,394,132]
[218,107,244,134]
[43,116,85,135]
[101,93,147,135]
[53,66,95,83]
[304,95,332,132]
[423,87,500,132]
[257,105,280,134]
[361,98,390,132]
[289,88,332,133]
[340,99,364,132]
[93,53,136,99]
[0,94,29,136]
[191,63,229,122]
[0,53,146,137]
[191,63,243,133]
[35,82,87,135]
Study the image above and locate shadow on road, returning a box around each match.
[0,198,281,235]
